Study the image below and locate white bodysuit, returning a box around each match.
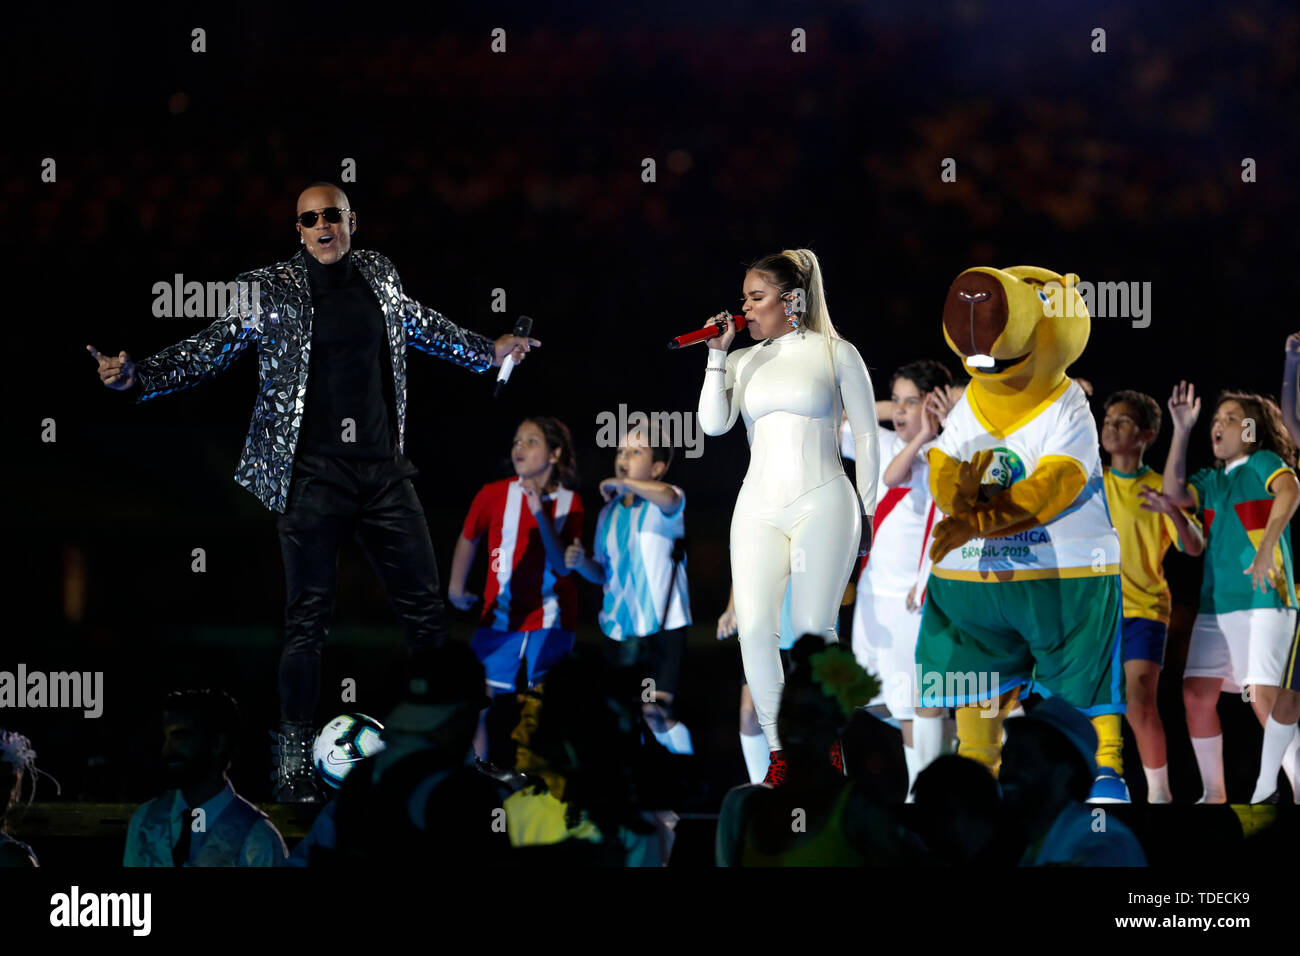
[699,328,879,750]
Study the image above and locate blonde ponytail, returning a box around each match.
[787,248,840,340]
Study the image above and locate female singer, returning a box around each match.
[698,248,878,784]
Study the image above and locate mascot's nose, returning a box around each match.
[943,271,1007,357]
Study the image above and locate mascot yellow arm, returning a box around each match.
[965,456,1088,537]
[928,455,1088,562]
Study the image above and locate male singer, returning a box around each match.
[89,181,539,802]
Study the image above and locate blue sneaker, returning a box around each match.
[1088,767,1131,804]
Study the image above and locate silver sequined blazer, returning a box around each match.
[134,248,497,513]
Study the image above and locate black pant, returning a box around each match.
[276,452,451,723]
[603,627,689,715]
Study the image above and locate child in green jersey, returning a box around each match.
[1162,381,1299,803]
[1257,334,1300,803]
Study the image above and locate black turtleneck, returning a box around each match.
[299,249,397,459]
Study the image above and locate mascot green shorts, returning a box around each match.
[915,572,1125,715]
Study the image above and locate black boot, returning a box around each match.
[271,721,323,804]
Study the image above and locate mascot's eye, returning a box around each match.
[1036,289,1049,304]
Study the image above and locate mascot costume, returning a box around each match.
[916,265,1128,803]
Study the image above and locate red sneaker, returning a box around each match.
[830,738,845,774]
[762,750,788,787]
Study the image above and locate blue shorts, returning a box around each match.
[471,627,575,692]
[1122,617,1167,668]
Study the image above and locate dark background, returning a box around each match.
[4,0,1297,808]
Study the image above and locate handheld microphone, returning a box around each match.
[667,315,748,350]
[494,315,534,397]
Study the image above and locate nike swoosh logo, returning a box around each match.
[324,752,365,767]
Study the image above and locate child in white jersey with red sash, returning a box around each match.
[850,360,955,799]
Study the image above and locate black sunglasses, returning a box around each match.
[296,206,351,228]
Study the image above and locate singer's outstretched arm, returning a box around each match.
[132,278,261,402]
[400,291,497,371]
[836,338,880,520]
[698,348,742,436]
[378,256,495,371]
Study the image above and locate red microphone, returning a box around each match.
[667,315,748,350]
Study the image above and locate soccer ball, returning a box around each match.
[313,714,387,790]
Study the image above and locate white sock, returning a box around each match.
[1190,734,1226,804]
[903,744,920,803]
[1251,717,1299,803]
[912,715,944,773]
[1143,764,1172,804]
[740,732,770,784]
[1001,705,1021,748]
[659,721,694,756]
[1284,729,1300,801]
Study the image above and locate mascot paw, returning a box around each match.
[951,449,996,516]
[930,514,978,562]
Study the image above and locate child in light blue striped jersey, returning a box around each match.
[566,425,694,754]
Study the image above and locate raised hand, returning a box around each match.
[564,538,585,569]
[1168,380,1201,432]
[703,311,736,351]
[918,396,942,444]
[1287,332,1300,356]
[924,385,958,428]
[87,345,136,390]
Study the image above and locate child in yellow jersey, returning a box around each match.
[1100,391,1204,803]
